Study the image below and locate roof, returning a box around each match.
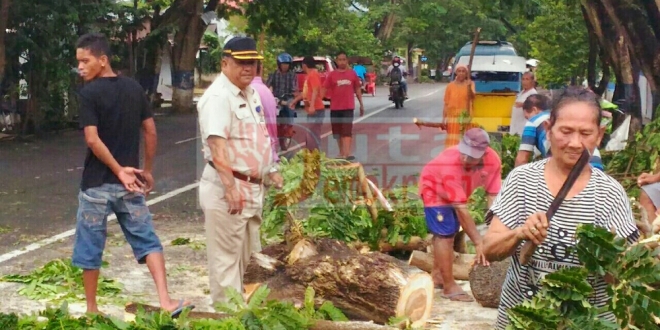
[292,56,330,61]
[457,42,517,57]
[456,55,527,73]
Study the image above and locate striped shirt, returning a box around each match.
[485,160,639,329]
[519,111,604,170]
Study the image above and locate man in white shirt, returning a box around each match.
[509,72,537,136]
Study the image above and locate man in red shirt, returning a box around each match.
[419,128,502,302]
[289,56,326,151]
[322,51,364,160]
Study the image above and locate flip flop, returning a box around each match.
[170,299,195,318]
[440,292,474,302]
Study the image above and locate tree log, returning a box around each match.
[244,239,434,328]
[408,250,474,281]
[311,320,396,330]
[468,258,511,308]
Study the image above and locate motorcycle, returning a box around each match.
[389,82,405,109]
[275,93,297,151]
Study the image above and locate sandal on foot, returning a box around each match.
[170,299,195,318]
[440,292,474,302]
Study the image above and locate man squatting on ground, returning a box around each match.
[197,36,284,305]
[72,33,193,316]
[419,128,501,302]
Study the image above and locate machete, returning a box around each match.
[519,146,592,265]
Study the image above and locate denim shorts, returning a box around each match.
[72,183,163,270]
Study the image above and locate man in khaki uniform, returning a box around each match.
[197,37,283,305]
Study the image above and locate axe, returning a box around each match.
[519,146,592,265]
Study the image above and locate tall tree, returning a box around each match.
[0,0,11,86]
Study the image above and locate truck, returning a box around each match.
[455,54,527,133]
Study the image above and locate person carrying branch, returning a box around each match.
[482,87,639,329]
[419,128,501,302]
[443,65,475,147]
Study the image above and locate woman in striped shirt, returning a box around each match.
[482,87,639,329]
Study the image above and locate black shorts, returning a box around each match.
[330,109,354,137]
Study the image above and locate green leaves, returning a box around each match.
[507,224,660,329]
[519,0,589,86]
[1,259,123,303]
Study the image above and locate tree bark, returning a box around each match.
[594,49,611,95]
[469,258,511,308]
[170,0,220,112]
[375,0,397,41]
[641,0,660,42]
[587,26,599,89]
[244,239,434,328]
[407,250,474,281]
[0,0,11,85]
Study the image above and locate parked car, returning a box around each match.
[291,56,336,108]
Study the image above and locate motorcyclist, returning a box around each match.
[387,56,408,99]
[267,53,299,150]
[267,52,298,99]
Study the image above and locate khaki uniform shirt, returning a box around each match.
[198,73,273,180]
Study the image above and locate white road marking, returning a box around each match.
[281,89,442,154]
[0,87,443,265]
[173,88,442,148]
[175,136,200,144]
[0,183,200,264]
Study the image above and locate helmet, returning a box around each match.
[277,53,293,64]
[392,57,402,64]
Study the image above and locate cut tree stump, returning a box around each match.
[468,258,511,308]
[244,238,434,328]
[408,250,475,280]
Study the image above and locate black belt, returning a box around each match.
[208,161,263,185]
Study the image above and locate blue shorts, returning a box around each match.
[424,206,460,237]
[72,184,163,270]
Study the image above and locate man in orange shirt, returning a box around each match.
[289,56,326,151]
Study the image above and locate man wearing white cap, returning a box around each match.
[419,128,502,302]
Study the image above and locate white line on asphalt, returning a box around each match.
[0,183,200,265]
[173,88,442,147]
[175,136,200,144]
[0,87,442,265]
[280,89,442,154]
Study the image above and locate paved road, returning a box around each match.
[0,83,446,256]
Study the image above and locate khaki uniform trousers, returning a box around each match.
[199,164,263,305]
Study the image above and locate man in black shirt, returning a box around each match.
[72,33,192,316]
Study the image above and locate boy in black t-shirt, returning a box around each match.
[72,33,192,316]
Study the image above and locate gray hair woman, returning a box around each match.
[482,86,639,329]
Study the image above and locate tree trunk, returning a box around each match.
[594,49,611,95]
[587,27,599,89]
[641,0,660,42]
[244,239,434,328]
[0,0,11,85]
[407,250,474,281]
[375,0,397,41]
[170,0,220,112]
[469,258,511,308]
